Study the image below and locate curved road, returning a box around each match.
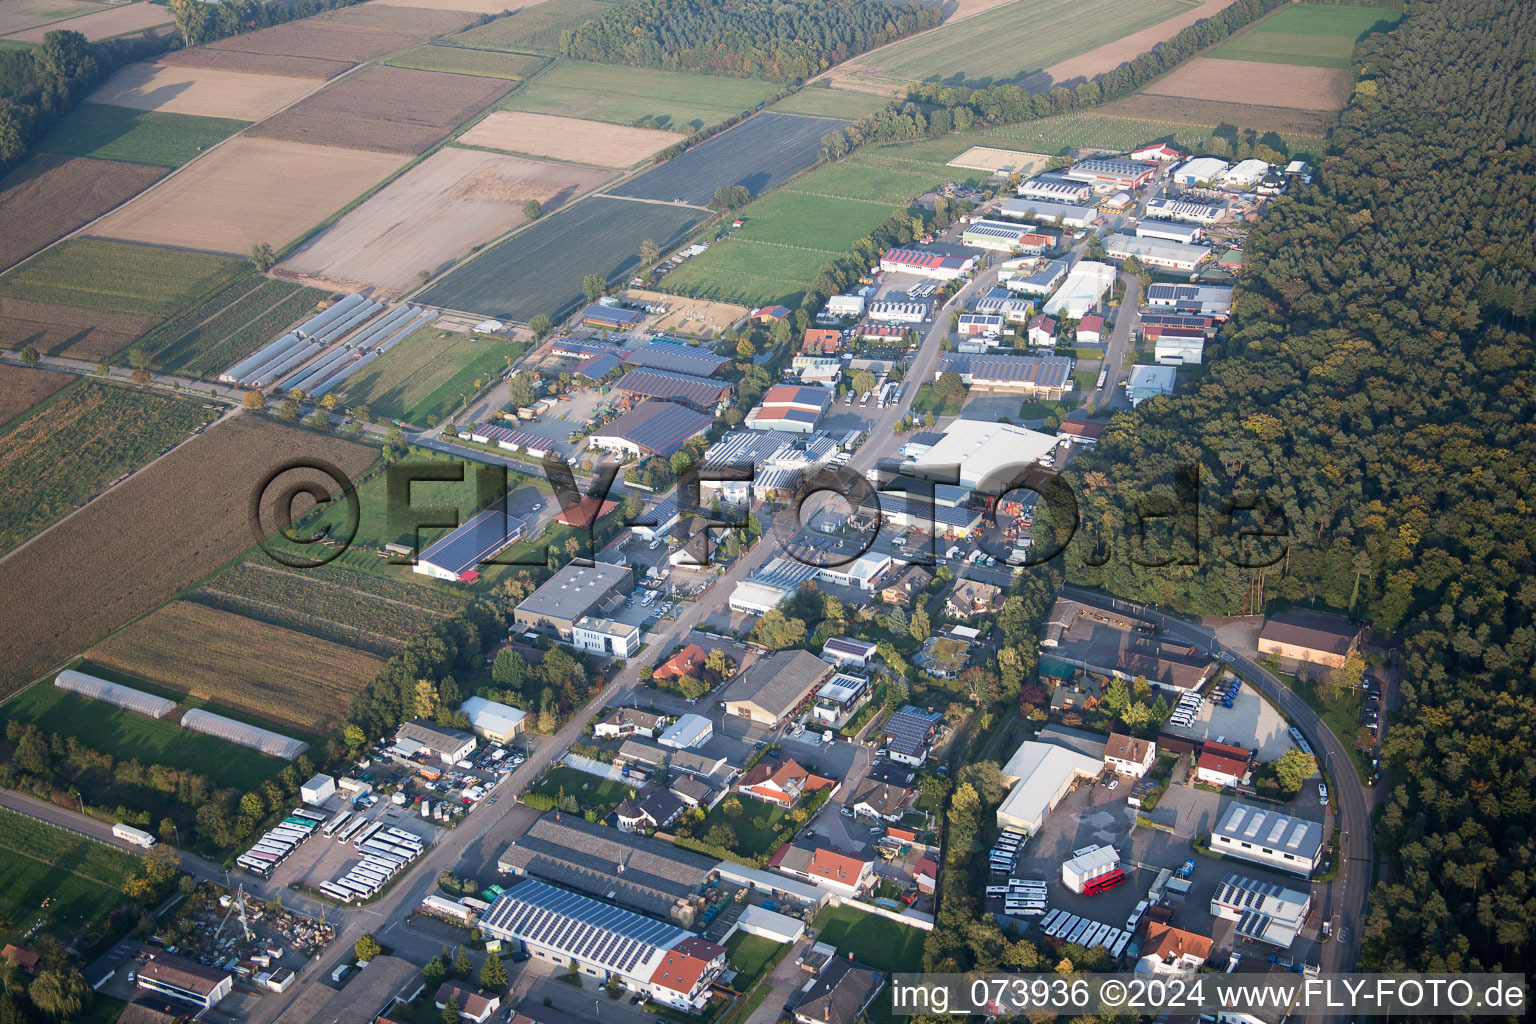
[1062,584,1371,978]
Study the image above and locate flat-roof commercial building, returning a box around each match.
[1145,283,1234,316]
[1210,874,1312,949]
[1018,176,1093,204]
[996,740,1103,832]
[824,294,865,318]
[459,697,527,742]
[136,953,234,1009]
[973,291,1035,324]
[1210,803,1325,876]
[395,719,477,763]
[879,248,975,280]
[1221,158,1270,190]
[271,956,422,1024]
[961,219,1051,253]
[1145,196,1226,224]
[1064,158,1158,189]
[1043,260,1116,319]
[936,352,1074,399]
[1154,330,1205,365]
[572,616,641,658]
[867,300,928,323]
[414,508,527,583]
[1004,258,1069,297]
[580,303,646,331]
[1257,610,1364,670]
[588,400,714,459]
[956,312,1004,338]
[1104,233,1211,271]
[623,341,732,377]
[513,561,632,639]
[1173,156,1230,185]
[1128,364,1178,407]
[721,649,835,727]
[1135,218,1204,245]
[998,199,1096,229]
[745,385,833,433]
[615,368,732,411]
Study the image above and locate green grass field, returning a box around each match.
[659,238,829,308]
[809,904,925,973]
[847,0,1194,87]
[1,686,285,790]
[771,87,894,120]
[38,103,250,167]
[503,61,778,132]
[339,326,527,426]
[1207,3,1402,68]
[385,44,550,79]
[0,809,139,947]
[696,796,789,859]
[733,191,902,252]
[529,766,635,808]
[0,382,218,555]
[723,931,782,992]
[448,0,614,56]
[146,278,325,378]
[0,240,241,316]
[786,158,945,204]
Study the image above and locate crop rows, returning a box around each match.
[137,267,265,358]
[164,284,325,378]
[256,559,464,614]
[202,562,448,644]
[190,590,401,657]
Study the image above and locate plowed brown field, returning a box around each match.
[459,111,676,168]
[0,154,167,274]
[1142,56,1350,111]
[5,1,170,41]
[0,364,73,425]
[156,48,354,80]
[0,298,159,360]
[90,62,322,120]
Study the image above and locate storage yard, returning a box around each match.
[0,153,167,273]
[458,110,677,168]
[279,147,613,294]
[87,137,412,256]
[88,61,324,120]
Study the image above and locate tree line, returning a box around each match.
[1048,0,1536,970]
[560,0,939,81]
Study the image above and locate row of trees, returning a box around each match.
[561,0,939,80]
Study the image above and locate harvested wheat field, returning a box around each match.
[0,364,73,425]
[249,65,512,155]
[0,298,159,360]
[156,48,354,80]
[0,154,167,274]
[308,3,476,35]
[280,146,612,294]
[0,0,103,37]
[89,602,385,735]
[1040,0,1235,86]
[0,415,377,696]
[90,62,321,120]
[89,137,410,256]
[459,110,676,168]
[618,288,748,338]
[6,0,170,42]
[1142,56,1350,111]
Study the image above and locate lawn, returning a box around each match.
[1207,3,1402,69]
[528,765,636,809]
[809,904,925,973]
[787,158,944,204]
[0,239,242,316]
[0,685,285,790]
[843,0,1194,88]
[695,795,789,860]
[385,44,549,79]
[38,103,250,167]
[0,809,139,947]
[660,238,831,308]
[723,931,783,992]
[771,86,893,120]
[447,0,615,56]
[338,325,528,426]
[1275,670,1368,783]
[0,381,218,555]
[502,61,778,132]
[732,191,902,253]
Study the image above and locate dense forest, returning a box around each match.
[560,0,940,80]
[0,32,107,170]
[1051,0,1536,969]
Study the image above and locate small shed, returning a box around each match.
[300,774,336,806]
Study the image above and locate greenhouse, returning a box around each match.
[180,709,309,760]
[54,669,177,719]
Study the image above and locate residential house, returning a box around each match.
[1076,313,1104,344]
[594,708,667,740]
[914,858,938,894]
[821,636,877,670]
[945,579,1002,619]
[1104,734,1155,777]
[652,644,709,683]
[0,946,39,975]
[879,565,932,606]
[802,329,842,355]
[1027,315,1057,347]
[1195,741,1252,788]
[670,775,722,811]
[435,982,501,1024]
[849,779,914,822]
[788,959,886,1024]
[614,739,669,773]
[737,758,834,808]
[615,789,685,832]
[1136,922,1212,976]
[647,938,728,1012]
[772,843,874,898]
[880,705,945,766]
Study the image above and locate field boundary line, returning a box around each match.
[151,279,298,363]
[782,188,907,207]
[601,193,711,212]
[732,238,843,255]
[240,562,454,618]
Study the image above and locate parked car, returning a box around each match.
[1318,783,1329,804]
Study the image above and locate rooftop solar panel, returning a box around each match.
[616,367,729,406]
[419,507,528,577]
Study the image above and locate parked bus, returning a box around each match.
[1109,931,1132,960]
[323,811,352,837]
[1041,909,1063,932]
[319,882,354,902]
[354,822,385,847]
[1083,870,1126,896]
[385,828,423,847]
[291,808,326,824]
[337,817,368,844]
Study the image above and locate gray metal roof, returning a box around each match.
[479,879,688,978]
[722,649,833,719]
[516,561,631,620]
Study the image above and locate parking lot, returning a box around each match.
[1161,679,1294,759]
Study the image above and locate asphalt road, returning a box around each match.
[1061,584,1370,981]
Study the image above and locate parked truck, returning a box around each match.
[113,823,156,849]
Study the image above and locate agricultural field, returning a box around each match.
[0,0,104,37]
[278,146,612,295]
[144,277,327,378]
[659,237,832,308]
[281,561,466,613]
[339,324,529,425]
[0,416,377,699]
[248,65,513,154]
[608,112,848,206]
[418,195,701,322]
[1208,3,1401,69]
[0,363,72,425]
[89,62,323,121]
[502,61,779,131]
[770,86,893,120]
[785,158,943,204]
[0,808,139,948]
[1038,0,1238,87]
[1095,93,1337,138]
[0,153,168,274]
[828,0,1195,94]
[87,137,411,256]
[155,47,354,80]
[0,381,219,555]
[731,191,902,252]
[39,103,251,167]
[385,43,548,79]
[4,0,170,42]
[948,145,1046,174]
[447,0,621,57]
[0,297,160,360]
[205,4,474,63]
[88,601,386,735]
[0,685,285,789]
[1142,57,1352,111]
[458,110,674,168]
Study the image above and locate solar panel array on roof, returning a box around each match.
[599,401,714,457]
[941,352,1073,388]
[749,556,821,591]
[882,249,970,271]
[554,339,622,358]
[580,303,646,328]
[883,705,944,756]
[480,880,687,977]
[577,353,625,380]
[862,495,981,529]
[468,424,555,453]
[824,637,875,657]
[622,342,731,377]
[615,368,729,406]
[419,508,528,578]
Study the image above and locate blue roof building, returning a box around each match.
[588,400,714,458]
[413,507,528,583]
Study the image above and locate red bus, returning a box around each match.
[1082,870,1126,895]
